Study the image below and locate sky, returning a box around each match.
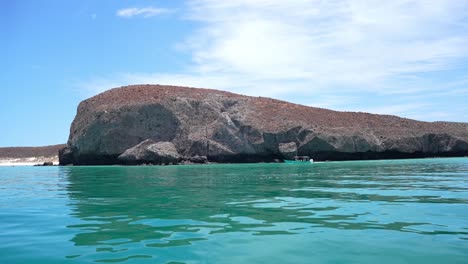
[1,0,468,147]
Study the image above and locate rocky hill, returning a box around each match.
[59,85,468,165]
[0,144,66,158]
[0,144,65,165]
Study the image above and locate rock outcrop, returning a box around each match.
[118,139,181,165]
[59,85,468,165]
[278,142,298,160]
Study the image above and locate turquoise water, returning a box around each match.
[1,158,468,263]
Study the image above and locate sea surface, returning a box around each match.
[1,158,468,263]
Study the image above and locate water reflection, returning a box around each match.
[62,159,468,262]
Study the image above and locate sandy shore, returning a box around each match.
[0,157,59,166]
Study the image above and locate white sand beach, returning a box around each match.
[0,157,59,166]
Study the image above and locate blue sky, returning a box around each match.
[2,0,468,147]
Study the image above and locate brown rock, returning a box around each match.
[278,142,297,159]
[189,155,208,164]
[60,84,468,165]
[118,139,181,165]
[58,147,74,165]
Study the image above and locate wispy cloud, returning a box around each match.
[116,7,171,18]
[84,0,468,122]
[182,0,468,90]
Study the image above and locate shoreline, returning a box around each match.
[0,157,59,167]
[1,156,466,167]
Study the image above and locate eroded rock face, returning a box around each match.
[278,142,297,159]
[118,140,181,165]
[60,85,468,165]
[58,147,73,165]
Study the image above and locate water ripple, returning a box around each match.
[1,158,468,263]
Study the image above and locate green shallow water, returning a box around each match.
[1,158,468,263]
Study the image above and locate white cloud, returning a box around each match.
[116,7,171,18]
[84,0,468,122]
[78,72,304,98]
[183,0,468,89]
[307,95,359,110]
[362,103,430,117]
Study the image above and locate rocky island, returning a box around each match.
[59,85,468,165]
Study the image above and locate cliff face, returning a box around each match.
[60,85,468,165]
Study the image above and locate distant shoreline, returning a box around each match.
[0,144,64,166]
[0,143,466,167]
[0,157,59,166]
[1,155,466,167]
